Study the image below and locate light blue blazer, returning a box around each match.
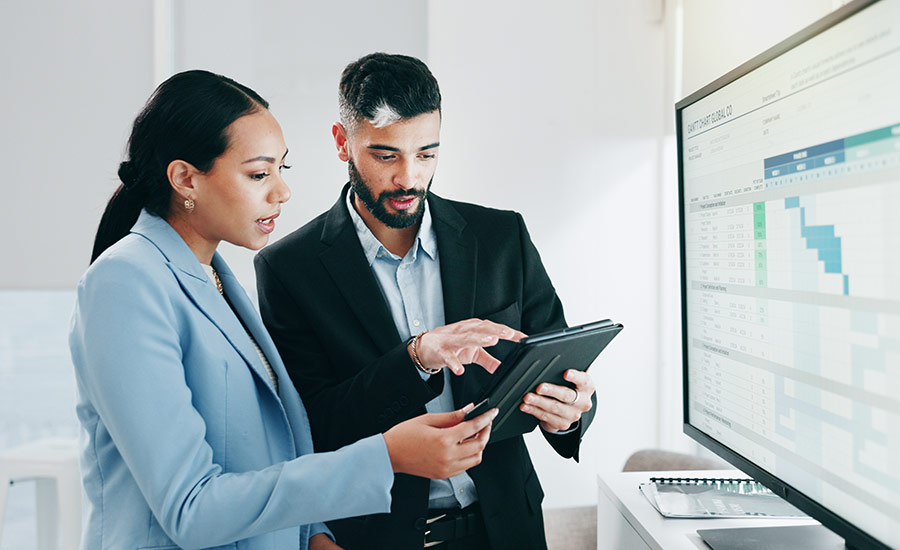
[69,211,393,550]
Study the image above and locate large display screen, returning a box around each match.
[678,1,900,547]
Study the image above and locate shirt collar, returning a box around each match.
[345,188,438,265]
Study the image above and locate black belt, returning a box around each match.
[419,502,486,547]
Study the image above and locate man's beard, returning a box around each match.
[348,158,432,229]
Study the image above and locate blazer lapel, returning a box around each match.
[319,188,402,354]
[211,256,282,397]
[429,196,491,406]
[130,211,280,399]
[214,257,306,452]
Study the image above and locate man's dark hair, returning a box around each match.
[338,52,441,131]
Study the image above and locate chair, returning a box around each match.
[621,448,727,472]
[0,437,82,550]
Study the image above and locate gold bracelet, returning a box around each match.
[411,331,440,375]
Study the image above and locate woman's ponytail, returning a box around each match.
[89,162,144,263]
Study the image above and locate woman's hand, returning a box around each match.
[383,405,498,479]
[410,319,526,375]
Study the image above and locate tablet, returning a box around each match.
[463,319,623,442]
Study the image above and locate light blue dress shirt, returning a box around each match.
[346,191,478,510]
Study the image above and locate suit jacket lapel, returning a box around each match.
[429,196,491,407]
[319,187,402,354]
[430,195,478,325]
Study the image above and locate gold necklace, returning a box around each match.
[212,267,224,294]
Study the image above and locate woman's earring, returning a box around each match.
[184,198,195,213]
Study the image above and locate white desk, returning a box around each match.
[596,470,820,550]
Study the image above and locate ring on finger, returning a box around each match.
[567,390,579,405]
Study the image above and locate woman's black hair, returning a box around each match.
[90,70,269,263]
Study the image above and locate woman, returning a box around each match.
[69,70,510,550]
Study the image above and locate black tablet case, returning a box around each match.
[465,319,623,442]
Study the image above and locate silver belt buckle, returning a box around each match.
[424,513,448,547]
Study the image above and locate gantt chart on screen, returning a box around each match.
[681,2,900,541]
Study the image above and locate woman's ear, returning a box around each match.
[167,159,200,198]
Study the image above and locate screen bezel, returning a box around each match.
[676,1,891,549]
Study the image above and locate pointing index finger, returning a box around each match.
[476,320,527,342]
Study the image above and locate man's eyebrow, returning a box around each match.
[367,145,400,152]
[366,143,440,152]
[242,149,289,164]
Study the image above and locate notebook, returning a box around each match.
[639,477,808,519]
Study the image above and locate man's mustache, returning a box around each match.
[379,188,427,200]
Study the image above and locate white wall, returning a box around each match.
[0,0,155,288]
[681,0,836,98]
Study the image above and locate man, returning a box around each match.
[255,53,597,550]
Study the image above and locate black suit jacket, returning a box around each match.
[255,185,595,549]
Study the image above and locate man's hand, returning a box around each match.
[383,405,498,479]
[412,319,526,375]
[520,369,596,433]
[309,533,343,550]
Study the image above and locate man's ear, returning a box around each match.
[333,122,350,162]
[167,159,200,198]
